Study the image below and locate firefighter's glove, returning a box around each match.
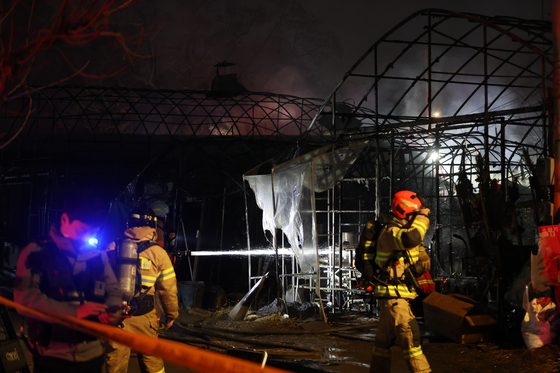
[418,250,431,273]
[165,319,175,330]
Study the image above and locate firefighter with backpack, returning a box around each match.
[105,206,179,373]
[363,190,432,373]
[356,220,385,293]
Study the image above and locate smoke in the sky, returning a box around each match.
[103,0,344,98]
[26,0,550,105]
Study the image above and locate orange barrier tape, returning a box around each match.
[0,296,292,373]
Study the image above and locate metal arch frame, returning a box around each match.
[297,9,552,298]
[306,9,551,130]
[1,10,549,185]
[0,9,553,303]
[0,86,340,250]
[303,8,550,200]
[1,86,332,148]
[0,86,338,189]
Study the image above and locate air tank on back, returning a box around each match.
[117,238,138,301]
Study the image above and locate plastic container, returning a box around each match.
[178,281,205,309]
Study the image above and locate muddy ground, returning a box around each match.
[145,307,560,373]
[7,305,560,373]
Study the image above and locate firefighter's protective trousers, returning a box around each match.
[369,298,431,373]
[105,309,164,373]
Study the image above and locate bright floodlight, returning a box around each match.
[430,152,439,162]
[433,112,440,117]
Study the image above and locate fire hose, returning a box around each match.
[0,296,291,373]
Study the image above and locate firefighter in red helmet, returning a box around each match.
[369,190,432,373]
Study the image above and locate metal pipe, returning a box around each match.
[192,198,206,281]
[375,45,380,219]
[337,183,343,311]
[553,0,560,222]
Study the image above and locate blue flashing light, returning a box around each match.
[87,237,99,247]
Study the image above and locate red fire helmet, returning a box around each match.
[391,190,423,219]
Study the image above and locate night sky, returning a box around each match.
[24,0,551,101]
[86,0,552,100]
[1,0,551,290]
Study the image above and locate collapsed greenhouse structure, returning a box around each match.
[0,9,554,323]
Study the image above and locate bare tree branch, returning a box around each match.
[0,0,148,99]
[0,0,151,147]
[0,93,32,150]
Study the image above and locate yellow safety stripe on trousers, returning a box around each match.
[140,257,152,270]
[411,220,428,236]
[402,346,424,359]
[364,240,373,248]
[374,283,416,298]
[155,368,165,373]
[157,267,176,282]
[372,346,391,358]
[141,274,157,286]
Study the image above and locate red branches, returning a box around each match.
[0,0,146,101]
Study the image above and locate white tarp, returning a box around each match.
[244,140,369,273]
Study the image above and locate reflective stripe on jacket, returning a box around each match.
[374,212,430,300]
[125,227,179,322]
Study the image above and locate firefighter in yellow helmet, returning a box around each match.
[369,190,431,373]
[105,206,179,373]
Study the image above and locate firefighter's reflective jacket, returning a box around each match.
[124,226,179,322]
[374,212,430,299]
[14,225,122,361]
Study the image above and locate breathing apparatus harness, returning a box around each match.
[113,238,160,318]
[375,208,429,297]
[25,238,107,346]
[356,222,413,292]
[111,208,162,317]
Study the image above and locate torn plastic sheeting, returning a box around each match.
[244,141,369,273]
[245,174,275,235]
[311,140,369,193]
[272,162,317,272]
[244,169,316,273]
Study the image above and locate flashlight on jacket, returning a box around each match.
[87,237,99,247]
